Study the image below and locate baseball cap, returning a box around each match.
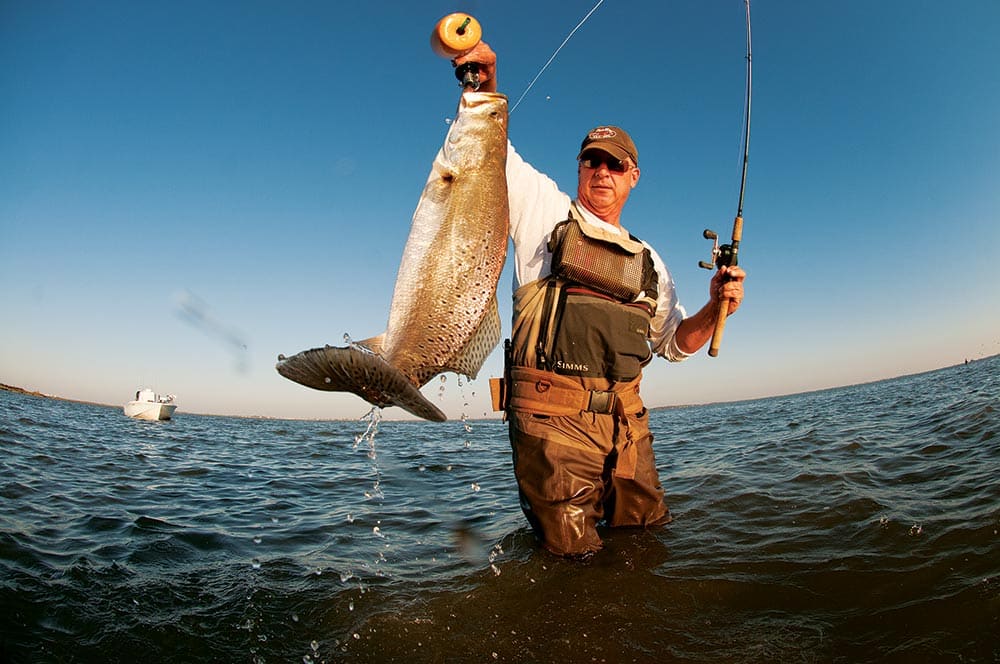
[577,125,638,165]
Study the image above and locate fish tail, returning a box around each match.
[276,345,447,422]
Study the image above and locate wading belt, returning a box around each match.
[507,366,644,479]
[507,366,643,416]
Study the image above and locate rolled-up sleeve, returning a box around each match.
[647,246,691,363]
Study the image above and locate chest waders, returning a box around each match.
[499,208,672,556]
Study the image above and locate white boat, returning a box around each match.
[124,388,178,420]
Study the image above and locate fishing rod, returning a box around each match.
[699,0,752,357]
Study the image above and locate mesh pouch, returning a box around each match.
[549,219,646,301]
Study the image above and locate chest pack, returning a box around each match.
[516,208,659,381]
[548,215,651,303]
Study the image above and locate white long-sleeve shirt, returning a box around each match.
[504,143,692,362]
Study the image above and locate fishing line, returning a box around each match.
[509,0,606,114]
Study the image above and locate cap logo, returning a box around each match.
[589,127,618,140]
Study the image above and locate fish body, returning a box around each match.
[277,92,509,421]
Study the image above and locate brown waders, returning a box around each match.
[507,367,671,557]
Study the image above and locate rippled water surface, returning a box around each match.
[1,356,998,663]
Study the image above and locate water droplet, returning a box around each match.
[251,559,261,569]
[471,483,481,492]
[292,613,299,622]
[311,640,319,652]
[373,526,384,537]
[324,376,332,384]
[353,633,360,640]
[418,464,426,472]
[349,600,355,611]
[439,375,447,383]
[253,536,262,545]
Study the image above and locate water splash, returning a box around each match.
[488,542,504,576]
[353,408,382,454]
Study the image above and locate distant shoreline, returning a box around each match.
[0,383,342,422]
[0,383,115,410]
[3,354,995,422]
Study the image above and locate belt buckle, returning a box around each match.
[587,390,617,414]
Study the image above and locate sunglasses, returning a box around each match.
[579,152,631,173]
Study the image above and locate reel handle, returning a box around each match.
[698,230,717,270]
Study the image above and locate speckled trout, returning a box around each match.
[277,92,508,421]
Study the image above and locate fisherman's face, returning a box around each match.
[576,149,640,223]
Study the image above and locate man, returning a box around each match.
[453,43,746,558]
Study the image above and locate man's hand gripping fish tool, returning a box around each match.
[431,13,484,91]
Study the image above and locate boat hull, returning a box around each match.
[124,402,178,421]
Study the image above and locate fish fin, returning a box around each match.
[356,334,386,356]
[276,345,447,422]
[445,292,502,380]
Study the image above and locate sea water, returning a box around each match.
[1,356,997,663]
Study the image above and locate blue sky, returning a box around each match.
[2,1,998,420]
